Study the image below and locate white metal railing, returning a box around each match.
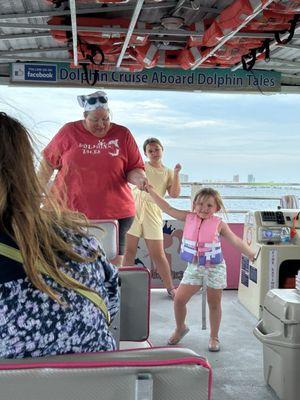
[182,182,300,187]
[166,182,300,216]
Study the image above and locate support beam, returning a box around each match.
[0,56,139,66]
[0,47,68,55]
[0,56,70,62]
[0,32,51,40]
[0,3,177,19]
[69,0,78,66]
[0,30,275,44]
[236,32,274,39]
[0,22,202,37]
[116,0,144,68]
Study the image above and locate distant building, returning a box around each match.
[233,174,239,183]
[180,173,189,183]
[248,174,255,183]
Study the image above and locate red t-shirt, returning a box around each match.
[43,121,144,219]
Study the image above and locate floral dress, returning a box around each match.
[0,229,119,358]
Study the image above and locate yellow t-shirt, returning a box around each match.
[142,162,173,201]
[128,163,174,239]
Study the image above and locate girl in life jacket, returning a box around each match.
[146,186,256,352]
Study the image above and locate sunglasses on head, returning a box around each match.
[86,96,108,105]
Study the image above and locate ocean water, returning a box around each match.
[168,184,300,222]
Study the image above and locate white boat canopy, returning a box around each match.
[0,0,299,93]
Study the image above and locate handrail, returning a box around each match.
[181,182,300,186]
[165,182,300,217]
[167,195,284,200]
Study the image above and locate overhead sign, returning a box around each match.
[11,63,281,92]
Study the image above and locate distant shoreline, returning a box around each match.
[183,182,300,187]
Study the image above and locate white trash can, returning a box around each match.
[254,289,300,400]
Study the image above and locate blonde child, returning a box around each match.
[123,138,181,299]
[146,186,256,351]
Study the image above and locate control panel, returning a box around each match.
[252,210,300,243]
[259,211,300,227]
[260,211,285,225]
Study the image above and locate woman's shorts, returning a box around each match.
[118,216,135,255]
[181,262,227,289]
[127,203,163,240]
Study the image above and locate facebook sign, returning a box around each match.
[12,64,57,82]
[24,64,56,81]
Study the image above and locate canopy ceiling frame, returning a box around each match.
[0,0,299,92]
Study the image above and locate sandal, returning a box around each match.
[208,337,220,352]
[167,326,190,345]
[167,287,176,300]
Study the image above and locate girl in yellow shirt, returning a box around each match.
[124,138,181,299]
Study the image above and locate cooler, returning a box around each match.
[253,289,300,400]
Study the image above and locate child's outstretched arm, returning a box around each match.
[147,185,188,221]
[220,221,256,261]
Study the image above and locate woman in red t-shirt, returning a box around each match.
[38,91,147,266]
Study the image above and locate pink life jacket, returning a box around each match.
[180,213,223,266]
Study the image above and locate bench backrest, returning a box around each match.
[119,267,151,342]
[89,219,119,260]
[0,347,212,400]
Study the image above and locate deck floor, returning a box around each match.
[149,289,279,400]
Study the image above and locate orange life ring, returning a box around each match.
[130,43,160,68]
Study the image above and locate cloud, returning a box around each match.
[183,120,224,128]
[111,99,168,112]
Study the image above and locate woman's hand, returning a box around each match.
[127,168,148,190]
[136,176,149,191]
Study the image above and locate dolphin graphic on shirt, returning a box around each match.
[107,139,120,156]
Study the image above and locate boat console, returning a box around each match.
[238,210,300,318]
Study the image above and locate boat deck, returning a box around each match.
[149,289,278,400]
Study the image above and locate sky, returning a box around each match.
[0,85,299,183]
